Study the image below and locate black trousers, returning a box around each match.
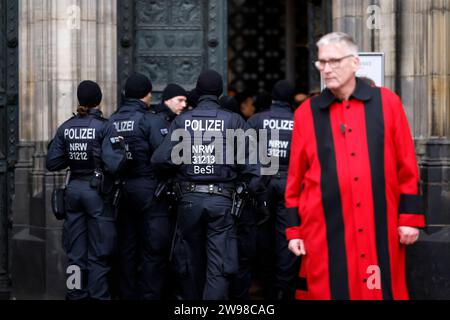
[269,177,301,299]
[116,176,171,299]
[172,192,238,300]
[230,176,301,300]
[63,179,116,300]
[229,203,258,300]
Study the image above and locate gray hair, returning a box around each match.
[316,32,359,55]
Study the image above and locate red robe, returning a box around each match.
[285,79,425,300]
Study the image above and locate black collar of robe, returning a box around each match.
[316,77,374,109]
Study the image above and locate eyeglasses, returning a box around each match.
[314,54,355,70]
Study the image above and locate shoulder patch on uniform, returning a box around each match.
[110,136,124,150]
[160,128,169,136]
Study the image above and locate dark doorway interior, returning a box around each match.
[228,0,331,96]
[228,0,287,94]
[292,1,309,94]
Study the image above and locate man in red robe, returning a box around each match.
[285,32,425,300]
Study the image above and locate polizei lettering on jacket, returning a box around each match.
[185,119,225,132]
[268,140,289,158]
[113,120,135,133]
[64,128,96,140]
[263,119,294,131]
[192,144,216,175]
[64,128,95,161]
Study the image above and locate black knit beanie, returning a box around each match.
[272,80,295,103]
[162,83,187,102]
[125,73,153,99]
[195,70,223,97]
[77,80,102,107]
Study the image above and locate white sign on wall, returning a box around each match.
[356,52,385,87]
[321,52,385,89]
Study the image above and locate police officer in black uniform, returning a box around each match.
[148,83,188,299]
[220,94,259,300]
[155,84,188,120]
[152,70,261,300]
[46,80,126,300]
[247,80,301,300]
[109,73,165,299]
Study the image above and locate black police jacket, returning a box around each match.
[153,102,177,138]
[46,108,126,176]
[151,103,179,179]
[109,99,163,179]
[247,101,294,171]
[151,95,261,184]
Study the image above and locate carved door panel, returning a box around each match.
[118,0,227,102]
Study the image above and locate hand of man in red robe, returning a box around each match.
[288,239,306,256]
[398,226,420,245]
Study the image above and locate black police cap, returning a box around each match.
[162,83,187,102]
[77,80,102,107]
[272,80,295,103]
[195,69,223,97]
[125,73,153,99]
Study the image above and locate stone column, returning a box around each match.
[332,0,398,90]
[332,0,373,51]
[399,0,450,300]
[372,0,397,90]
[398,0,431,138]
[13,0,117,299]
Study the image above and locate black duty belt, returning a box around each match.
[70,173,93,181]
[178,182,234,199]
[121,174,155,181]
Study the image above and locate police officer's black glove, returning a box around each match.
[246,175,272,225]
